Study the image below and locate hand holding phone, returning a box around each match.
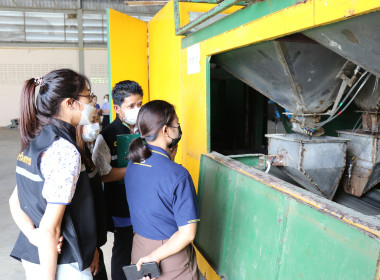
[123,262,161,280]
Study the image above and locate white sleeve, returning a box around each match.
[92,134,112,176]
[40,138,81,204]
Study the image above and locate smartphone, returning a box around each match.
[122,262,161,280]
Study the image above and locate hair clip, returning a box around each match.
[34,77,43,86]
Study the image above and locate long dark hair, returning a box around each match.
[129,100,176,163]
[20,69,90,150]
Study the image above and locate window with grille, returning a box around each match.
[0,10,107,45]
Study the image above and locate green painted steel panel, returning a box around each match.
[206,57,211,152]
[195,153,380,280]
[182,0,293,49]
[229,155,262,168]
[270,0,294,13]
[196,156,236,270]
[278,200,380,280]
[220,172,288,279]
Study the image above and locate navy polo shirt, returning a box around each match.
[124,144,200,240]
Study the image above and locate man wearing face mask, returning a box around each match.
[92,80,143,280]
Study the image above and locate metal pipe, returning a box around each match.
[174,0,242,36]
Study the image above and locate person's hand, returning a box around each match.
[168,144,178,161]
[57,236,63,254]
[136,255,159,280]
[90,248,100,276]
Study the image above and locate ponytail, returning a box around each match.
[129,137,151,163]
[129,100,176,163]
[19,69,91,151]
[20,78,39,151]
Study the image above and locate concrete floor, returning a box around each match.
[0,128,113,279]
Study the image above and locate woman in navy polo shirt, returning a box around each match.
[124,100,200,279]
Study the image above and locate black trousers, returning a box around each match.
[112,226,133,280]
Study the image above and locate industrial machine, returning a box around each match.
[107,1,380,279]
[213,10,380,200]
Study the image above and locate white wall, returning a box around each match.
[84,49,109,101]
[0,47,108,126]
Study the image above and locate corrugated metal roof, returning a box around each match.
[0,0,163,15]
[0,10,107,44]
[0,0,166,44]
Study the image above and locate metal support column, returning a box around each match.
[77,0,84,74]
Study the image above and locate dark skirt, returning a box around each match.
[131,233,199,280]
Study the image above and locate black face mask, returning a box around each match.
[168,124,182,149]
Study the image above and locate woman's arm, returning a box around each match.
[90,248,100,276]
[38,203,66,280]
[10,186,65,279]
[9,186,64,253]
[136,223,197,270]
[9,186,37,245]
[101,167,127,182]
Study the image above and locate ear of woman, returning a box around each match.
[55,98,76,125]
[162,125,169,137]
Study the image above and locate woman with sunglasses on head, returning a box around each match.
[9,69,97,280]
[124,100,200,280]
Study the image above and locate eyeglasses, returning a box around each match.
[78,92,94,101]
[167,123,180,129]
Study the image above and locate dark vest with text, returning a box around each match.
[11,122,97,271]
[99,117,131,230]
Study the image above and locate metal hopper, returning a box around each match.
[213,36,350,199]
[303,11,380,78]
[266,134,348,200]
[213,36,348,113]
[303,11,380,196]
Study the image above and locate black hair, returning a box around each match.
[112,80,143,106]
[20,68,90,150]
[129,100,176,163]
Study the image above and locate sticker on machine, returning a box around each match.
[187,43,200,75]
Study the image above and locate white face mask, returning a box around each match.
[82,123,100,142]
[123,107,140,125]
[76,100,96,126]
[104,98,108,104]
